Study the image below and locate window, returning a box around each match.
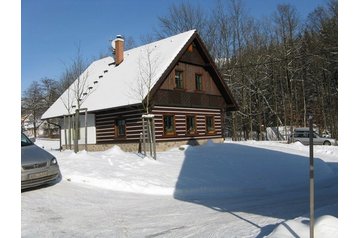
[195,74,202,91]
[163,115,175,136]
[115,118,126,137]
[175,70,184,89]
[186,115,197,135]
[206,116,215,134]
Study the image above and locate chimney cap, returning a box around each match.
[116,35,124,41]
[111,35,124,49]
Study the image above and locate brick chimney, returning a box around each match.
[114,35,124,65]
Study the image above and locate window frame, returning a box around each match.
[114,118,126,138]
[163,114,176,136]
[205,115,216,135]
[195,74,203,91]
[186,115,197,135]
[174,70,184,89]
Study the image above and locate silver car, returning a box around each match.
[21,133,61,189]
[290,128,337,146]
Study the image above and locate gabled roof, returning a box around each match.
[42,30,196,119]
[42,30,238,119]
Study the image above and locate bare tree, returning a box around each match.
[272,4,301,139]
[136,46,159,113]
[59,45,92,152]
[58,67,75,149]
[156,0,338,140]
[134,46,159,159]
[40,77,61,136]
[41,77,61,112]
[157,1,207,38]
[21,81,46,137]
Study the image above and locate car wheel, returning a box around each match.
[323,141,331,146]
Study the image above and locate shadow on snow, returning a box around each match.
[173,142,337,237]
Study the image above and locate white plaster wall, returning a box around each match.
[61,114,96,145]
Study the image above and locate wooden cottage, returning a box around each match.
[41,30,238,151]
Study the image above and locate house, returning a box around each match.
[22,114,59,138]
[41,30,238,151]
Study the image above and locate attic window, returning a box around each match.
[94,81,98,84]
[195,74,203,91]
[104,70,108,73]
[175,70,184,89]
[88,86,93,90]
[83,92,88,96]
[99,75,103,78]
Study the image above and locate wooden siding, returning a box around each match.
[159,62,221,96]
[95,35,229,145]
[95,107,144,143]
[153,89,226,109]
[152,106,223,142]
[95,106,224,144]
[180,41,206,66]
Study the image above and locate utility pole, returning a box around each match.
[74,109,79,153]
[309,114,314,238]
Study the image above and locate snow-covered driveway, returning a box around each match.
[22,140,338,237]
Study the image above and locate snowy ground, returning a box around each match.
[21,139,338,237]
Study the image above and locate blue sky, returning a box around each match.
[21,0,328,91]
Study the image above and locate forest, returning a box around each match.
[21,0,338,140]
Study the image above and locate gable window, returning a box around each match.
[206,116,215,134]
[115,118,126,137]
[163,115,176,136]
[186,115,197,135]
[175,70,184,89]
[195,74,202,91]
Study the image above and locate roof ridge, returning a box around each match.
[124,29,196,54]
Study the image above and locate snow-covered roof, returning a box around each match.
[42,30,196,119]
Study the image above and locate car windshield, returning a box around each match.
[21,133,33,147]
